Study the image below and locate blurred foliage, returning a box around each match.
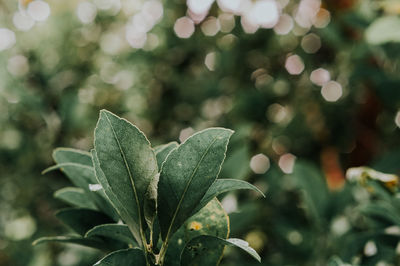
[0,0,400,265]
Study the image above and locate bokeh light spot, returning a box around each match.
[0,28,16,51]
[174,17,195,39]
[321,81,343,102]
[285,54,305,75]
[27,0,51,22]
[301,33,321,54]
[250,153,270,174]
[310,68,330,86]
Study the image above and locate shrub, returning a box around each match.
[34,109,264,265]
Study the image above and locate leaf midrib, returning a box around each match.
[164,134,220,241]
[104,113,143,226]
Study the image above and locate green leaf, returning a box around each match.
[158,128,233,241]
[94,248,146,266]
[365,16,400,45]
[54,187,97,209]
[85,224,138,247]
[360,201,400,226]
[165,198,229,266]
[53,148,93,166]
[43,163,97,189]
[181,236,261,265]
[91,150,142,246]
[94,110,158,237]
[46,149,119,221]
[144,173,159,235]
[154,142,179,169]
[191,179,265,215]
[292,161,328,222]
[33,236,108,250]
[327,256,352,266]
[55,208,114,236]
[220,146,250,180]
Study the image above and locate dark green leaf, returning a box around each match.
[85,224,138,247]
[94,248,146,266]
[55,208,114,236]
[360,201,400,226]
[158,128,233,241]
[33,236,108,250]
[165,198,229,266]
[292,160,328,221]
[181,236,261,265]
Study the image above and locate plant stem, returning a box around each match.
[157,239,169,266]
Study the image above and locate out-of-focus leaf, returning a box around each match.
[292,161,329,221]
[360,201,400,226]
[220,146,250,180]
[365,16,400,44]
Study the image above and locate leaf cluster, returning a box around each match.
[34,110,263,266]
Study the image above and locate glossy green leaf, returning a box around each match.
[165,198,229,266]
[191,179,265,215]
[158,128,233,241]
[55,208,114,236]
[181,236,261,265]
[85,224,138,247]
[154,142,179,169]
[91,150,142,245]
[33,236,108,250]
[94,248,146,266]
[94,110,158,237]
[54,187,97,209]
